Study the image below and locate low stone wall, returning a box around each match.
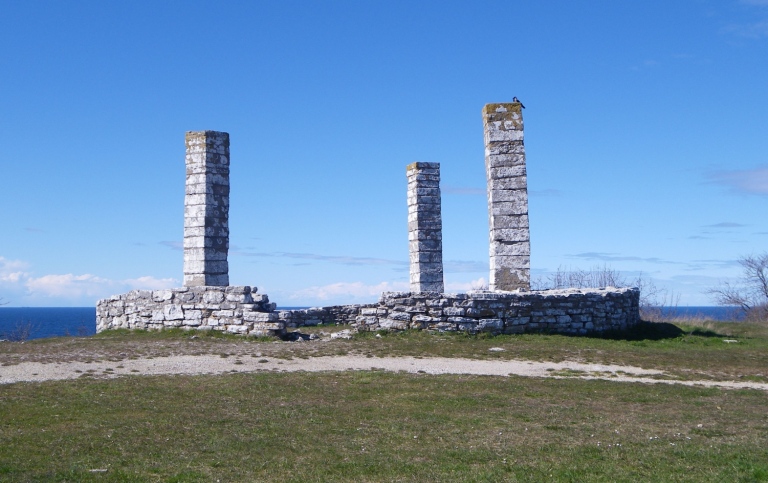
[353,288,639,335]
[278,305,376,328]
[96,286,283,337]
[97,286,639,337]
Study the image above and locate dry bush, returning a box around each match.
[532,265,679,321]
[707,253,768,324]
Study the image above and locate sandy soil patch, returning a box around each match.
[2,354,767,390]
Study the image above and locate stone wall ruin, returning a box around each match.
[96,104,641,337]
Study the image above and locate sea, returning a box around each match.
[0,305,744,341]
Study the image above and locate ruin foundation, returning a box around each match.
[97,287,640,336]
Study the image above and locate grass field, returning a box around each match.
[1,320,767,482]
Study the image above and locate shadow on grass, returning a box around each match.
[593,321,729,341]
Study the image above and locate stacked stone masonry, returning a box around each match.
[407,162,444,293]
[184,131,230,287]
[97,287,639,337]
[354,288,639,335]
[277,305,376,328]
[483,103,530,291]
[96,286,283,337]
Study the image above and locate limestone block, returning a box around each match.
[412,314,440,323]
[447,317,476,324]
[489,166,526,179]
[409,251,443,264]
[192,261,228,274]
[489,177,527,190]
[163,304,184,320]
[488,189,528,204]
[443,307,465,316]
[486,153,526,168]
[408,230,442,241]
[409,239,442,252]
[409,272,444,285]
[388,312,411,322]
[152,290,173,302]
[408,220,442,232]
[490,242,531,257]
[486,142,525,156]
[407,211,441,224]
[379,318,409,330]
[184,248,228,261]
[434,322,457,331]
[355,315,379,326]
[243,312,279,323]
[490,202,529,216]
[489,212,528,229]
[484,128,524,143]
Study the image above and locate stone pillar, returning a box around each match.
[482,103,530,291]
[184,131,230,287]
[407,162,444,293]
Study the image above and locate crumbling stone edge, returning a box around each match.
[97,286,639,337]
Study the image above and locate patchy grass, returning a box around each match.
[0,321,767,480]
[2,321,768,383]
[0,372,767,481]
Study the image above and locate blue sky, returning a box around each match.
[1,0,766,307]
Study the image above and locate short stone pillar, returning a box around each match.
[407,162,444,293]
[184,131,230,287]
[482,103,530,291]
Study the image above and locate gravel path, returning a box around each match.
[2,354,767,390]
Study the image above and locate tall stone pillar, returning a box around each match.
[482,102,530,291]
[184,131,230,287]
[407,162,444,293]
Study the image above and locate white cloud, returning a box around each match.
[722,19,768,39]
[740,0,768,7]
[281,277,491,306]
[707,166,768,195]
[124,276,179,291]
[1,255,179,305]
[25,273,114,299]
[0,256,30,282]
[445,277,488,292]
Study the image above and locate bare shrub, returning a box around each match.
[469,279,489,291]
[3,320,36,342]
[707,253,768,323]
[542,264,626,290]
[534,265,679,321]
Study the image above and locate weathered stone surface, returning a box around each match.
[342,288,640,335]
[184,130,230,287]
[490,242,531,257]
[407,162,444,294]
[96,286,284,336]
[483,102,530,291]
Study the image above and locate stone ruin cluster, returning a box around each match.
[97,102,640,336]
